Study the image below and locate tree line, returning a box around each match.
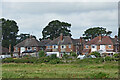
[0,18,115,52]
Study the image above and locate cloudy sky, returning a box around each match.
[2,1,119,40]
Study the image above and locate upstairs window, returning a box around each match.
[61,45,66,49]
[108,45,112,48]
[86,45,89,48]
[92,45,95,48]
[53,45,58,49]
[69,45,71,48]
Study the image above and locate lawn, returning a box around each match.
[2,61,118,78]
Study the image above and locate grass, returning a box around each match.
[2,61,118,78]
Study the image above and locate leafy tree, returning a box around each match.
[83,27,112,39]
[42,20,72,40]
[70,52,77,57]
[1,18,19,52]
[38,50,45,58]
[90,51,101,57]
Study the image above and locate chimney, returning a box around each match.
[60,33,63,41]
[99,34,102,41]
[9,44,11,53]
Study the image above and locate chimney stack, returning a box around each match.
[9,44,11,53]
[99,34,102,41]
[60,33,63,41]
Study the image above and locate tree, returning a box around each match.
[83,27,112,39]
[38,50,45,58]
[42,20,72,40]
[1,18,19,52]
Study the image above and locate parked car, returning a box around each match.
[77,55,96,59]
[77,55,85,59]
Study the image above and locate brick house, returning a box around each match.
[45,34,85,57]
[82,35,119,56]
[14,37,41,57]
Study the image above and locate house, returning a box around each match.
[82,35,119,56]
[39,39,51,50]
[45,33,85,58]
[0,46,11,58]
[14,36,41,57]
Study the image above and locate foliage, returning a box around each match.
[83,27,112,39]
[38,50,45,58]
[62,53,69,59]
[105,56,114,61]
[86,72,109,78]
[1,18,19,51]
[42,20,72,40]
[113,53,119,58]
[90,51,101,57]
[50,54,57,59]
[48,59,62,64]
[70,52,77,57]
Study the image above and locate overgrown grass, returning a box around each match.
[2,61,118,78]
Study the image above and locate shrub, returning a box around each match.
[86,72,109,78]
[113,53,119,58]
[38,50,45,58]
[70,52,77,57]
[49,59,62,64]
[50,54,57,59]
[90,51,101,57]
[105,56,113,61]
[63,53,69,59]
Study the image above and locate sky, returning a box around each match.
[1,0,119,40]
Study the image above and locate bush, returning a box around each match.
[50,54,57,59]
[49,59,62,64]
[38,50,45,58]
[86,72,109,78]
[113,53,119,58]
[63,53,69,59]
[70,52,77,57]
[105,56,114,61]
[90,51,101,57]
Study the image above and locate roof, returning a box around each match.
[15,38,40,47]
[0,46,9,53]
[86,36,115,45]
[82,49,91,53]
[47,36,73,45]
[39,39,51,46]
[46,35,85,46]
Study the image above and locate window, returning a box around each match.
[34,47,36,50]
[47,46,50,49]
[16,47,18,51]
[92,46,95,48]
[69,45,71,48]
[108,45,112,48]
[86,45,89,48]
[61,45,66,49]
[53,45,58,49]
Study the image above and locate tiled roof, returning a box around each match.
[86,36,114,45]
[15,38,40,47]
[39,39,51,46]
[47,36,73,45]
[0,46,9,53]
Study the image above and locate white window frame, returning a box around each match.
[34,47,36,50]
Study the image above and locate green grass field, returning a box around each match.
[2,61,118,78]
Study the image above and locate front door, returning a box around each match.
[100,45,106,52]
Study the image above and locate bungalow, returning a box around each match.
[82,35,119,56]
[45,33,85,58]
